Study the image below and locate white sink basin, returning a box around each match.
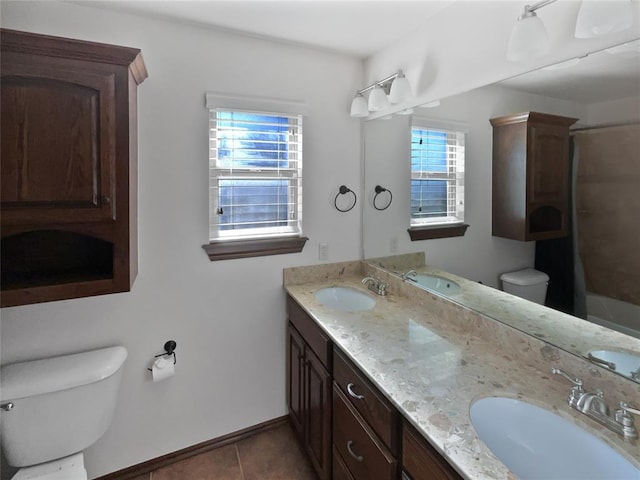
[411,274,461,296]
[315,287,375,312]
[470,397,638,479]
[588,350,640,380]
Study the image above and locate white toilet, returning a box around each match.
[0,346,128,480]
[500,268,549,305]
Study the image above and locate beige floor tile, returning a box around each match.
[236,423,316,480]
[151,444,242,480]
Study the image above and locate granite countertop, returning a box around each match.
[284,268,640,479]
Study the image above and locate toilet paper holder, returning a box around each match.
[147,340,177,371]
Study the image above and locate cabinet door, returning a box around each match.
[527,123,569,206]
[287,324,305,441]
[402,421,461,480]
[305,346,332,480]
[1,52,116,225]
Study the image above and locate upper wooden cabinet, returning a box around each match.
[0,29,147,307]
[490,112,577,241]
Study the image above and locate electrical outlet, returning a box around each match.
[319,242,329,261]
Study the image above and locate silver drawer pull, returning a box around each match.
[346,382,364,400]
[346,440,364,462]
[1,402,14,412]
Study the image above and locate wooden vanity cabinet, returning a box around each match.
[490,112,577,241]
[286,296,332,480]
[402,420,462,480]
[286,294,462,480]
[0,29,147,306]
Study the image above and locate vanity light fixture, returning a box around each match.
[507,0,555,62]
[575,0,633,38]
[507,0,634,62]
[349,70,413,118]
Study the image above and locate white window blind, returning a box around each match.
[209,109,303,241]
[410,124,465,227]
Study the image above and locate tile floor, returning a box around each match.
[132,422,317,480]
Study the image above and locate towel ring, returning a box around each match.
[334,185,357,213]
[373,185,392,211]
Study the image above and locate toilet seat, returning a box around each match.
[12,453,86,480]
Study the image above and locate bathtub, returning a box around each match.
[586,293,640,339]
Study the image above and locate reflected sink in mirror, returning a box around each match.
[588,350,640,381]
[470,397,639,479]
[315,287,375,312]
[408,273,461,297]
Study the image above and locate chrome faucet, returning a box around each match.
[401,270,417,281]
[552,367,639,439]
[362,277,387,296]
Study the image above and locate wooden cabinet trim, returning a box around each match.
[1,29,148,84]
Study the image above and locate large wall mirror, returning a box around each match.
[362,39,640,383]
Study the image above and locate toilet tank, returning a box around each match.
[500,268,549,305]
[0,346,127,467]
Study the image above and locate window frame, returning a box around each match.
[408,118,469,241]
[202,93,308,261]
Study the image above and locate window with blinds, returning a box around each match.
[209,110,303,241]
[410,125,465,226]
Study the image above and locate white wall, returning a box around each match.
[585,94,640,125]
[0,1,362,477]
[363,85,586,287]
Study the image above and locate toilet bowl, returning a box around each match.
[500,268,549,305]
[0,347,128,480]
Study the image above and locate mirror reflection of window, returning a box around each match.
[410,122,465,227]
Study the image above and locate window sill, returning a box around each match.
[408,224,469,241]
[202,236,308,261]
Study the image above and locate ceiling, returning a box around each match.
[496,39,640,104]
[85,0,455,58]
[84,0,640,104]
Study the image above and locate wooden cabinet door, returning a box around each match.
[287,325,305,441]
[1,52,116,225]
[305,346,332,480]
[402,421,461,480]
[527,123,570,206]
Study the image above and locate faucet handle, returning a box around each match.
[552,367,584,408]
[619,401,640,416]
[551,367,583,387]
[616,402,640,439]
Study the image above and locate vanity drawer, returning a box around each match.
[333,445,356,480]
[333,385,397,480]
[402,420,462,480]
[333,348,399,454]
[287,295,332,370]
